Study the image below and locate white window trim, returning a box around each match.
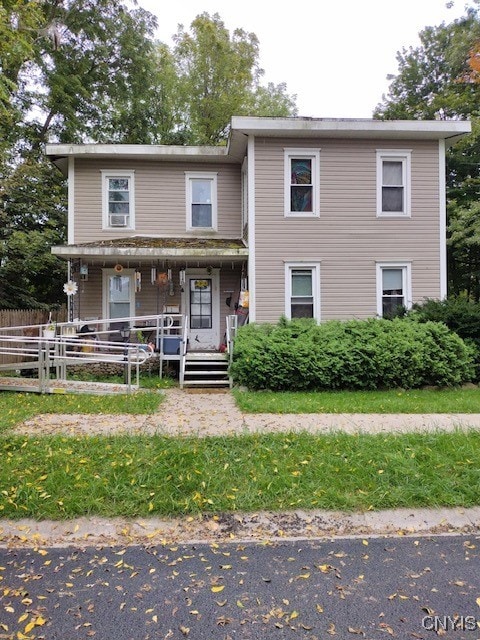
[102,268,136,321]
[284,148,320,218]
[284,262,321,321]
[376,149,411,218]
[101,170,135,230]
[376,262,412,317]
[185,172,218,231]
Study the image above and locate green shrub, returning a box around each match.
[230,317,475,391]
[407,296,480,379]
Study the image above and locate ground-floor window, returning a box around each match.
[284,262,321,320]
[376,263,411,317]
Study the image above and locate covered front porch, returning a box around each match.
[50,236,249,387]
[52,236,249,349]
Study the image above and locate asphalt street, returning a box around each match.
[1,534,479,639]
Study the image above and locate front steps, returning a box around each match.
[182,351,230,388]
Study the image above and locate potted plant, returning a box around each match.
[43,312,56,339]
[43,323,56,339]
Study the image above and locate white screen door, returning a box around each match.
[184,269,220,349]
[102,269,135,322]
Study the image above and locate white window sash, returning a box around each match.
[376,263,412,317]
[284,149,320,217]
[284,262,321,321]
[185,172,218,231]
[101,171,135,230]
[376,150,411,217]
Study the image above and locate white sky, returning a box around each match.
[136,0,470,118]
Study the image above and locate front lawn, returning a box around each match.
[233,387,480,414]
[1,430,479,519]
[0,391,162,434]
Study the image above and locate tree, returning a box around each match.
[374,3,480,299]
[171,13,297,144]
[0,5,297,308]
[0,0,161,308]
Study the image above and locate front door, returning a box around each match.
[184,269,220,350]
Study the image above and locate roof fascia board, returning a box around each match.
[230,116,471,140]
[51,245,249,260]
[45,143,228,160]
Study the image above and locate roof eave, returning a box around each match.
[51,245,249,261]
[230,116,472,142]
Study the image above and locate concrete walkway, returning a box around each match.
[14,387,480,437]
[3,387,480,547]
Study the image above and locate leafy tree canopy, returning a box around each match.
[0,4,297,308]
[374,1,480,299]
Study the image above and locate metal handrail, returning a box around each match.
[0,332,151,394]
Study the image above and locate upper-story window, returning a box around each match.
[102,171,135,230]
[284,149,320,217]
[376,150,411,217]
[185,172,218,231]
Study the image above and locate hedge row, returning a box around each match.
[407,296,480,380]
[230,317,475,391]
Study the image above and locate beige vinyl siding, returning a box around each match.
[73,159,242,243]
[253,137,442,322]
[74,267,102,321]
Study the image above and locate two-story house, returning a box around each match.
[46,116,471,352]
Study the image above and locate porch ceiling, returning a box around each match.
[51,236,249,262]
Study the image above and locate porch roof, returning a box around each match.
[51,236,249,262]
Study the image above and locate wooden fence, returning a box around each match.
[0,308,67,365]
[0,308,67,329]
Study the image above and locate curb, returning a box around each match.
[1,507,479,548]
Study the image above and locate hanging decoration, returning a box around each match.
[63,280,78,296]
[179,269,186,286]
[80,264,89,281]
[239,289,249,308]
[114,263,123,273]
[157,272,169,286]
[151,267,157,285]
[135,270,142,292]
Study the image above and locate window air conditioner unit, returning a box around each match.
[109,214,128,227]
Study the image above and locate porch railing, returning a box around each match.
[225,314,238,386]
[0,313,188,393]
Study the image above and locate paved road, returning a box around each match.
[1,534,479,639]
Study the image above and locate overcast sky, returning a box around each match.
[137,0,470,118]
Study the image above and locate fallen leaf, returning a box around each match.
[317,564,333,573]
[211,585,225,593]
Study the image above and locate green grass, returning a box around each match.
[1,430,479,519]
[0,391,162,434]
[233,387,480,414]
